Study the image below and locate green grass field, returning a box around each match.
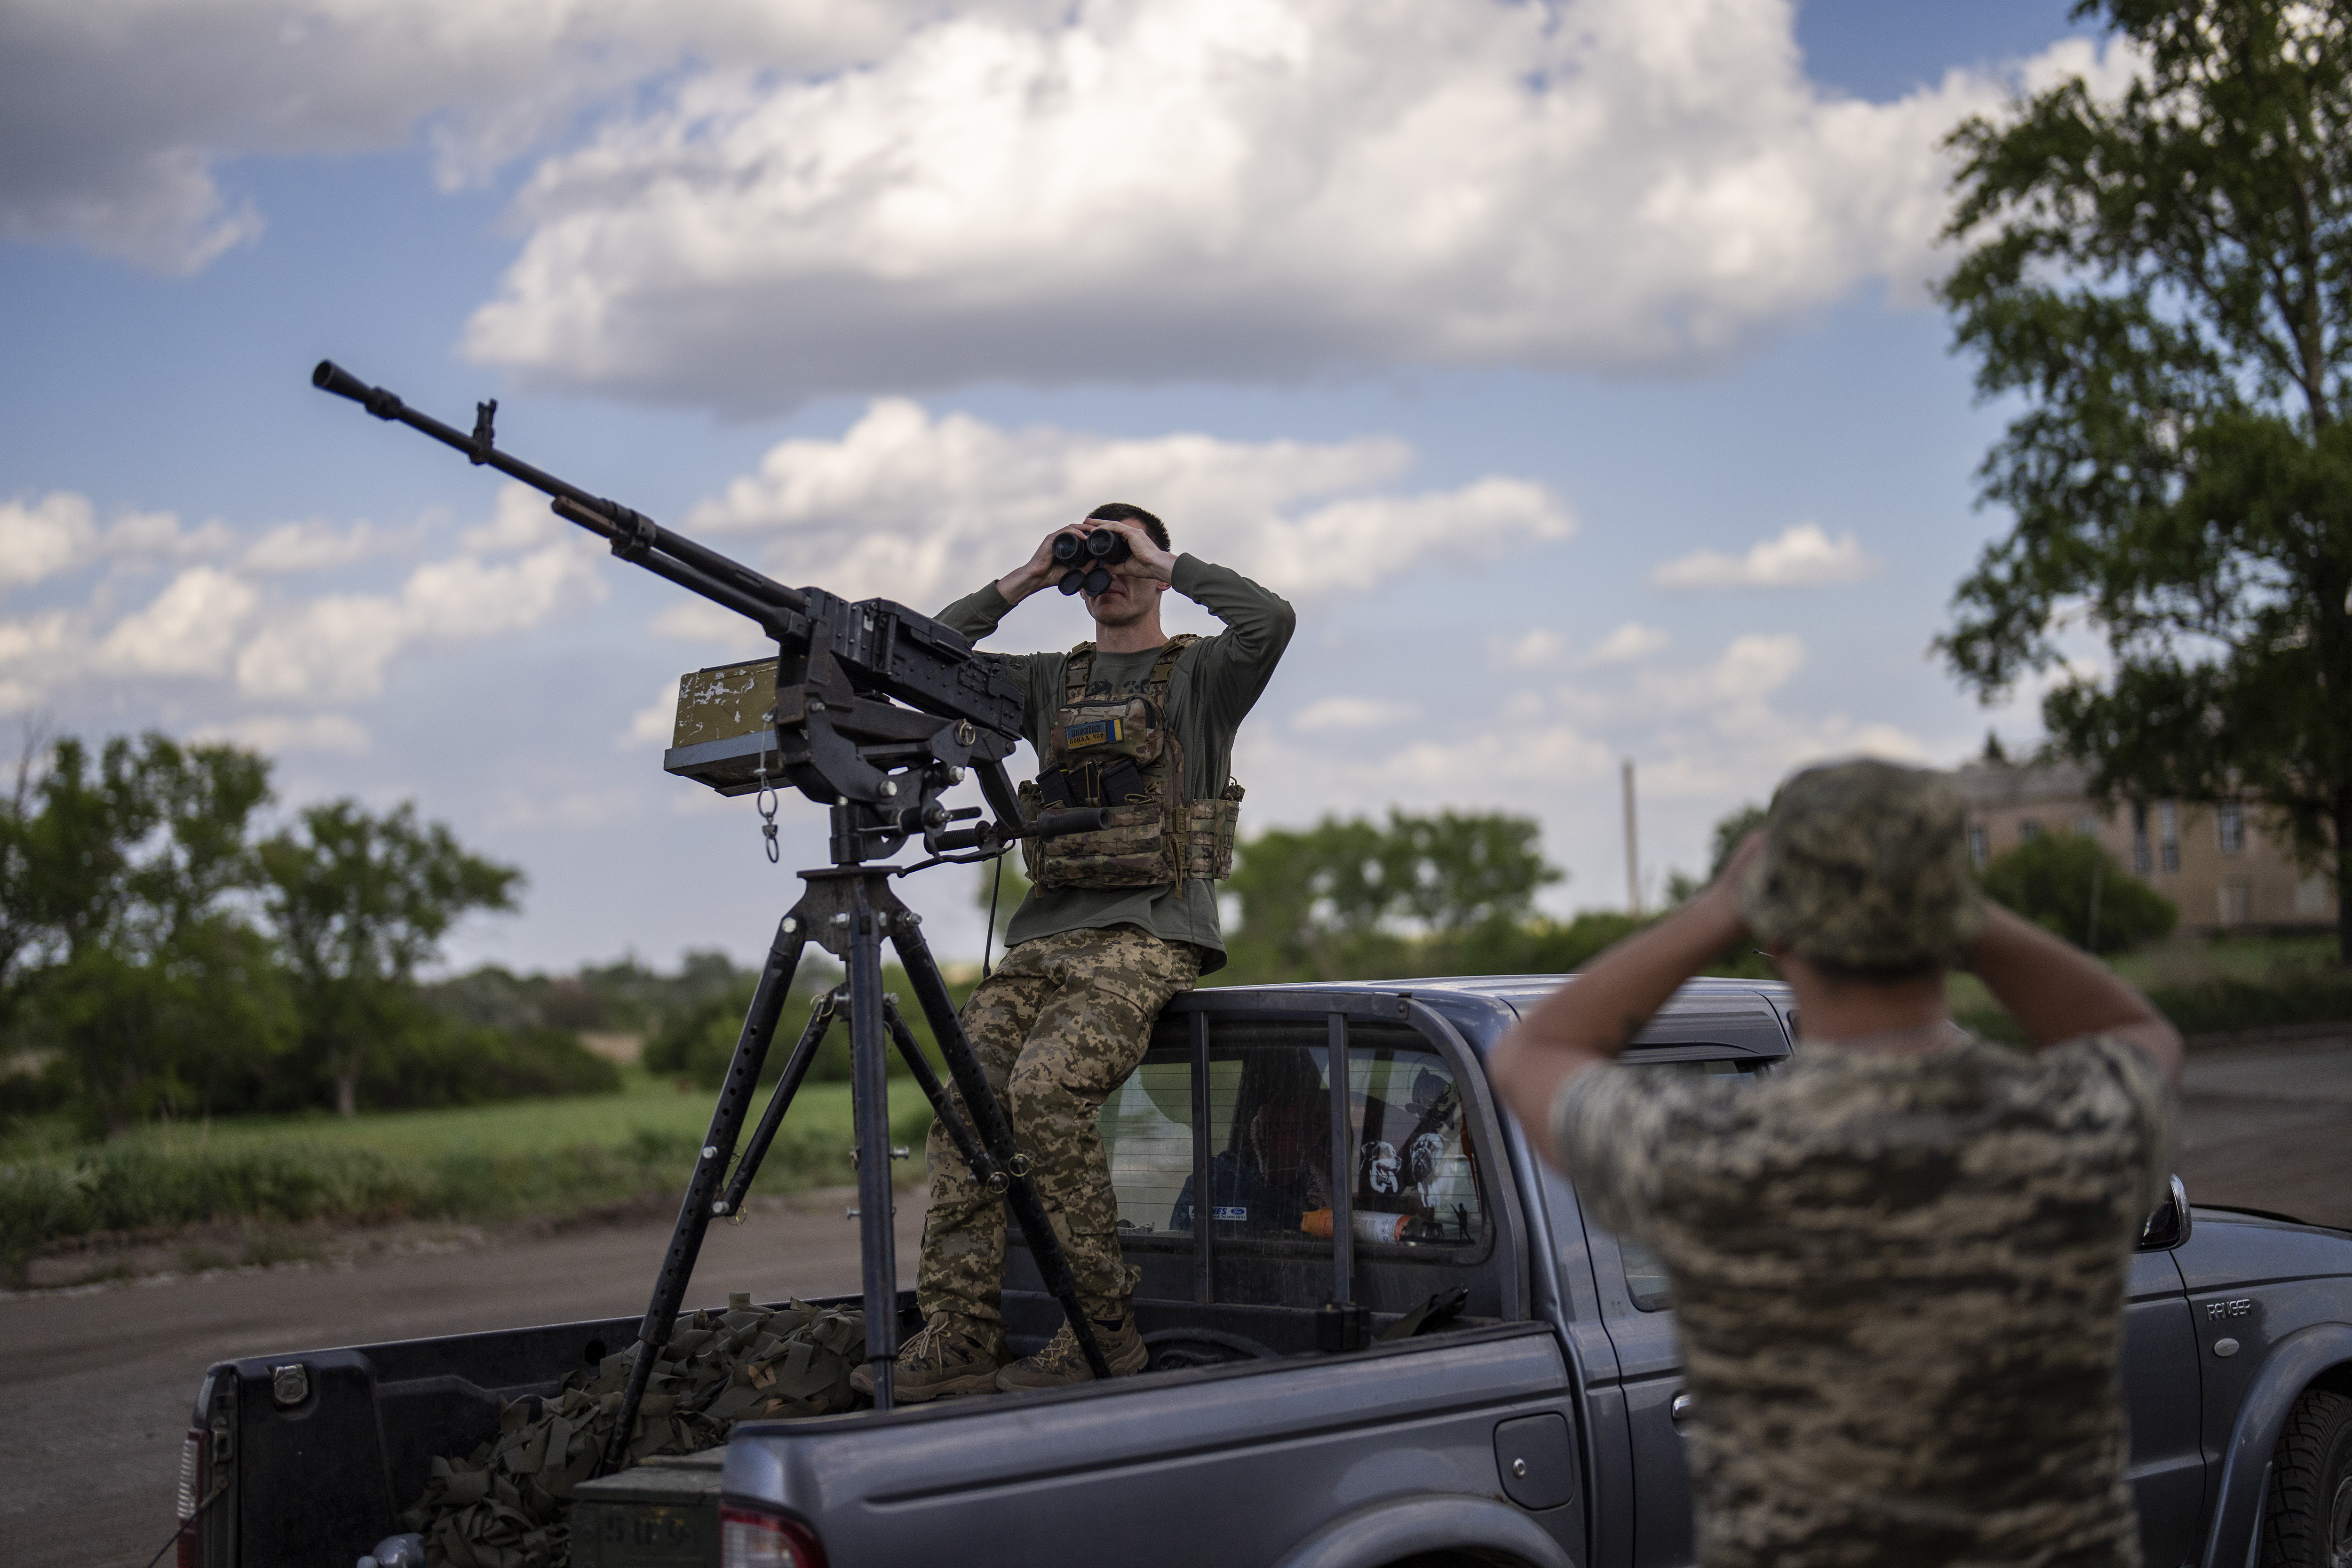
[65,1072,856,1159]
[0,1070,933,1286]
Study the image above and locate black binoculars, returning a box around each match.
[1052,528,1132,596]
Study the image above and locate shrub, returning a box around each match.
[1979,834,2176,954]
[2144,973,2352,1036]
[644,974,950,1091]
[361,1022,621,1109]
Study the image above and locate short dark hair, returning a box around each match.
[1085,502,1170,551]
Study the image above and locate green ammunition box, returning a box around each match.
[665,658,780,796]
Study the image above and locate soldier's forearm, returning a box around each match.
[1490,884,1747,1157]
[1965,904,2182,1078]
[936,582,1014,641]
[1172,555,1296,668]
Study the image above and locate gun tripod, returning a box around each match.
[601,803,1111,1467]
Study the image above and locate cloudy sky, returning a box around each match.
[1,0,2116,974]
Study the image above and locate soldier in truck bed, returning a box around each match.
[851,501,1295,1400]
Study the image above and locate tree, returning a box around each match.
[1382,812,1565,935]
[258,801,522,1117]
[1937,0,2352,961]
[1225,810,1562,977]
[1979,832,2178,953]
[7,734,292,1130]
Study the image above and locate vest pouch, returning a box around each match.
[1049,695,1166,766]
[1030,796,1180,889]
[1183,783,1245,881]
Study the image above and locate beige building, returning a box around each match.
[1951,758,2338,937]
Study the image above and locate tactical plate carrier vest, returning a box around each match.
[1017,635,1245,890]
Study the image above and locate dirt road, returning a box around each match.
[2173,1036,2352,1230]
[4,1039,2345,1568]
[0,1193,922,1568]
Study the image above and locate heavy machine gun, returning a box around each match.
[311,360,1115,1464]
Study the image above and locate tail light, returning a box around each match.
[176,1426,207,1568]
[719,1505,827,1568]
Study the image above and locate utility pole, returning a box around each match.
[1622,757,1642,918]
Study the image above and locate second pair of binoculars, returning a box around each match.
[1052,527,1133,596]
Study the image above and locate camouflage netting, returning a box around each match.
[402,1297,866,1568]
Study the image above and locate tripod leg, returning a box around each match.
[887,912,1112,1380]
[717,989,837,1220]
[881,995,992,1183]
[602,914,808,1473]
[847,883,901,1409]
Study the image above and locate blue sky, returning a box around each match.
[0,0,2113,974]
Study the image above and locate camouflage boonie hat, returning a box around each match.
[1737,759,1985,969]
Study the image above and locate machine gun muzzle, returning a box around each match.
[1052,528,1132,597]
[313,358,400,416]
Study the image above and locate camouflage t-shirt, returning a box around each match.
[1552,1034,2174,1568]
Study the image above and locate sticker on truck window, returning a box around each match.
[1212,1205,1248,1221]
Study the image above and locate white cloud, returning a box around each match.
[0,493,96,588]
[104,509,233,563]
[8,1,2133,398]
[1580,622,1671,667]
[650,599,773,655]
[0,492,222,588]
[236,535,607,702]
[98,566,259,677]
[194,712,372,756]
[1636,632,1807,712]
[242,518,405,574]
[461,1,2125,407]
[1294,695,1416,732]
[684,399,1570,608]
[1650,521,1880,589]
[461,485,567,554]
[621,679,681,750]
[0,611,75,677]
[1490,629,1569,670]
[0,0,999,271]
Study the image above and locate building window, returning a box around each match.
[2018,819,2042,843]
[2219,879,2253,926]
[2217,803,2245,856]
[2132,802,2152,875]
[2159,802,2180,874]
[2296,875,2332,916]
[2076,813,2101,836]
[1967,824,1989,870]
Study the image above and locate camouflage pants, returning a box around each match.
[916,924,1200,1325]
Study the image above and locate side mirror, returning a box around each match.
[2137,1173,2193,1251]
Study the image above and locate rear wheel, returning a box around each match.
[2262,1386,2352,1568]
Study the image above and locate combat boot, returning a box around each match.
[849,1313,1006,1402]
[994,1313,1148,1392]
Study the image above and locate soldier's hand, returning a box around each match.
[1716,828,1767,891]
[1079,515,1175,583]
[999,526,1086,605]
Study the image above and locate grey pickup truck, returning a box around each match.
[177,976,2352,1568]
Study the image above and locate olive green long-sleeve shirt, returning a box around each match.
[937,554,1294,972]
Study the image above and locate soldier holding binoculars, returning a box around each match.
[851,501,1295,1399]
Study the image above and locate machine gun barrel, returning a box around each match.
[313,357,1030,819]
[310,360,805,623]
